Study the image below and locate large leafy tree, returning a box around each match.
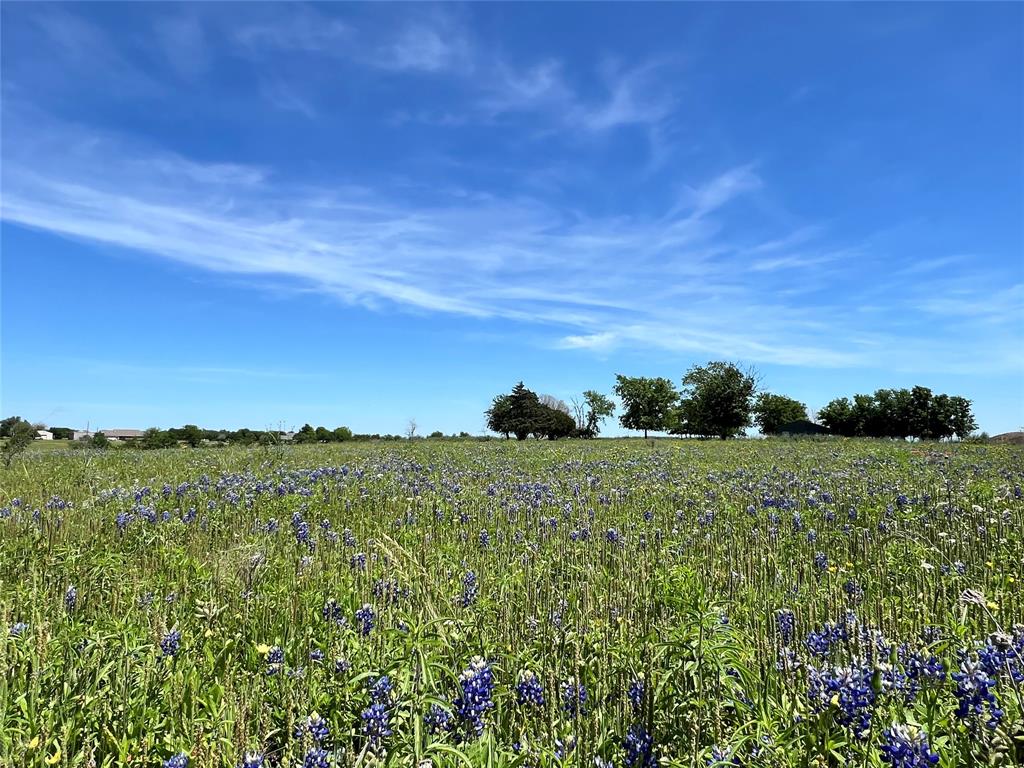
[675,361,758,440]
[613,375,677,439]
[753,393,808,435]
[818,397,854,436]
[948,396,978,439]
[486,382,542,440]
[533,405,576,440]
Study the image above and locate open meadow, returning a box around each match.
[1,440,1022,768]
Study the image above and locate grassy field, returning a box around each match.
[1,440,1022,767]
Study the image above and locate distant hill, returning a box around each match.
[990,431,1024,445]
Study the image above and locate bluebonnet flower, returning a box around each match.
[627,677,645,715]
[515,669,545,707]
[322,598,345,626]
[164,755,189,768]
[843,579,865,605]
[622,725,655,768]
[561,678,588,718]
[807,663,876,738]
[160,628,182,657]
[453,656,495,738]
[291,511,314,551]
[334,657,352,675]
[265,646,284,675]
[814,552,828,572]
[64,585,77,613]
[263,517,279,533]
[296,712,330,743]
[605,528,622,545]
[776,609,795,646]
[9,622,28,637]
[369,674,393,705]
[707,745,740,766]
[303,748,330,768]
[116,511,134,531]
[342,528,357,547]
[458,570,479,608]
[952,658,1004,729]
[806,621,848,657]
[478,529,490,549]
[238,753,264,768]
[424,703,453,734]
[355,603,375,636]
[361,702,392,744]
[879,724,940,767]
[349,553,367,571]
[309,649,324,663]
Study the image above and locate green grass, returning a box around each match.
[0,440,1022,767]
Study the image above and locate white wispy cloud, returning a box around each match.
[2,113,1019,374]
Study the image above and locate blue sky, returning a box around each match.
[2,2,1022,435]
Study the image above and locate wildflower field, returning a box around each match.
[1,440,1022,768]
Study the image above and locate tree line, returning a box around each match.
[817,387,977,439]
[486,361,978,441]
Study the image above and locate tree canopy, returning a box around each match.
[613,375,677,439]
[818,387,976,439]
[753,393,808,435]
[675,361,758,439]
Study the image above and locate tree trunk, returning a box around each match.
[644,429,648,439]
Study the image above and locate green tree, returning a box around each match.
[486,382,542,440]
[818,398,854,436]
[613,375,678,439]
[333,426,353,442]
[753,393,808,435]
[140,428,174,450]
[315,426,333,443]
[675,362,758,440]
[90,432,110,449]
[907,386,934,439]
[534,405,576,440]
[2,420,36,467]
[577,390,616,438]
[178,424,204,448]
[948,396,977,439]
[293,424,317,444]
[0,416,33,438]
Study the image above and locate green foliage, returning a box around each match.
[819,387,977,439]
[675,361,758,439]
[578,390,615,438]
[754,393,809,435]
[613,375,677,438]
[486,382,543,440]
[1,419,36,466]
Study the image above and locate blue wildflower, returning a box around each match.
[355,604,375,636]
[623,725,655,767]
[515,669,545,707]
[879,724,940,767]
[164,755,189,768]
[160,628,181,657]
[361,702,392,744]
[453,656,495,738]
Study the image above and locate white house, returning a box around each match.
[36,429,53,440]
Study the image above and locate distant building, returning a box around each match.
[102,429,144,441]
[73,428,144,441]
[778,419,830,436]
[36,429,53,440]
